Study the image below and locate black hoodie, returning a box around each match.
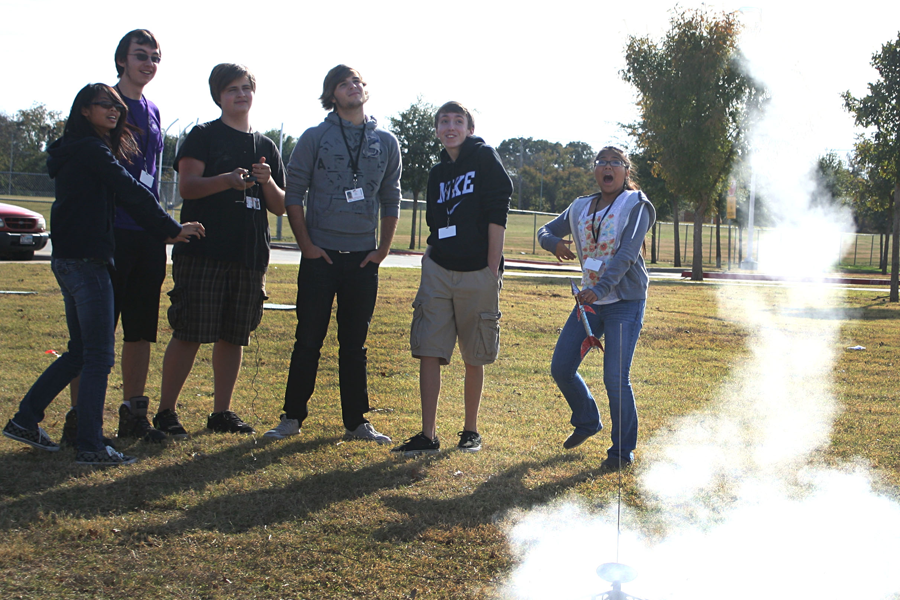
[46,135,182,264]
[425,136,513,272]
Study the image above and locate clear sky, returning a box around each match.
[2,0,898,158]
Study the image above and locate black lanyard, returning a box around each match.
[338,117,365,187]
[591,194,617,243]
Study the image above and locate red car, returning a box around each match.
[0,202,50,260]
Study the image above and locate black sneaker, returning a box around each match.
[3,419,60,452]
[600,457,633,473]
[118,397,166,442]
[153,409,189,439]
[61,408,78,447]
[207,410,255,434]
[457,430,482,452]
[61,408,116,449]
[391,432,440,457]
[75,445,137,466]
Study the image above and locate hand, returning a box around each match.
[251,157,272,186]
[554,239,576,261]
[227,168,255,191]
[165,221,205,244]
[360,247,389,268]
[577,289,598,304]
[301,243,333,264]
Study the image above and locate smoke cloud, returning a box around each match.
[500,9,900,600]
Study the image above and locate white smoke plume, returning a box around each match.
[500,8,900,600]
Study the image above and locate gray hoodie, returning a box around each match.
[538,190,656,301]
[285,112,401,252]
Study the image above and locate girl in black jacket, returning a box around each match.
[2,84,202,465]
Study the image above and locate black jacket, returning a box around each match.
[425,136,513,272]
[46,135,182,264]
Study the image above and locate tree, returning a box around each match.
[262,129,297,163]
[1,104,65,176]
[390,97,441,249]
[623,7,765,280]
[843,32,900,301]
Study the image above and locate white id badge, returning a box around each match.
[246,197,261,210]
[438,225,457,239]
[139,170,154,188]
[583,257,604,272]
[345,188,365,202]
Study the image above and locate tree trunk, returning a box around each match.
[408,190,419,250]
[891,181,899,302]
[650,221,657,263]
[691,198,709,281]
[672,197,681,267]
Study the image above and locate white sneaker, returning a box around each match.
[263,415,301,439]
[343,422,391,445]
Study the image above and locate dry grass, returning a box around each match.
[0,264,898,599]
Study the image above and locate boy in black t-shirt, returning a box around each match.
[153,63,286,437]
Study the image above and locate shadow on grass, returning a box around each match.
[375,454,602,540]
[0,435,333,527]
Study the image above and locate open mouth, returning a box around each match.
[603,174,614,183]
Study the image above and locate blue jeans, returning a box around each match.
[14,258,115,453]
[283,251,379,430]
[550,299,645,461]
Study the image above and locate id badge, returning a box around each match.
[246,197,261,210]
[345,188,365,202]
[438,225,457,239]
[139,170,154,188]
[583,257,604,272]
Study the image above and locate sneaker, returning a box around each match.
[62,408,78,446]
[599,457,633,473]
[563,430,596,450]
[457,430,482,452]
[60,409,117,449]
[153,409,189,439]
[75,445,137,466]
[391,432,440,457]
[3,419,60,452]
[118,397,167,443]
[343,422,391,445]
[207,410,256,434]
[263,414,301,439]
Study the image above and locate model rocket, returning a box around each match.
[571,279,604,359]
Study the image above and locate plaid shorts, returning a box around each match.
[167,254,267,346]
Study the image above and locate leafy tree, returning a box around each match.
[1,104,65,175]
[849,138,895,273]
[262,129,297,163]
[497,138,595,211]
[390,97,441,249]
[843,32,900,301]
[812,153,855,208]
[623,7,766,280]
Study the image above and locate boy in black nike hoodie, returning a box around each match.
[393,101,513,456]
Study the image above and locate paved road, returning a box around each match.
[18,241,890,291]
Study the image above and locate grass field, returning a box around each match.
[2,195,892,271]
[1,263,898,599]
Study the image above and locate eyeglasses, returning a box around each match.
[130,52,161,64]
[92,101,125,112]
[594,159,627,168]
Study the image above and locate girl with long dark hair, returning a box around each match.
[2,83,203,465]
[538,146,655,472]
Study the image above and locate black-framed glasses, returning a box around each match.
[92,101,125,112]
[594,159,627,168]
[130,52,161,64]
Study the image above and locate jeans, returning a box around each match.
[14,258,115,452]
[283,250,379,430]
[550,299,645,461]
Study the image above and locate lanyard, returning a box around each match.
[338,117,365,187]
[115,86,153,171]
[591,194,617,243]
